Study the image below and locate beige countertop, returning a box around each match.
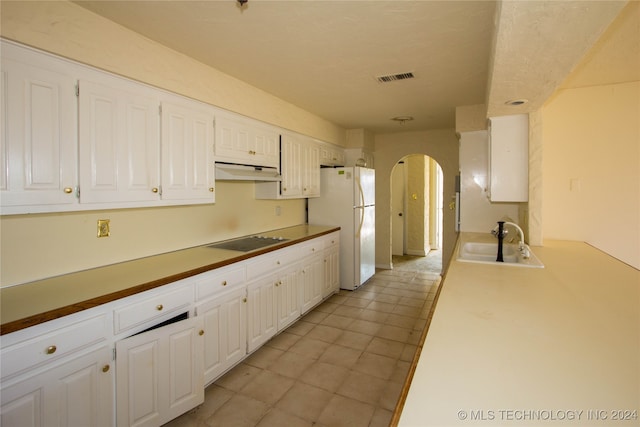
[0,224,338,334]
[399,233,639,426]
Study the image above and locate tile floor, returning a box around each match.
[164,253,442,427]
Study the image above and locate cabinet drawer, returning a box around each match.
[298,239,324,257]
[196,264,246,301]
[1,313,109,379]
[114,286,193,335]
[324,233,339,250]
[246,247,297,280]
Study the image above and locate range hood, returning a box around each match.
[215,162,282,181]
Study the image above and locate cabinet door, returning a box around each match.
[161,98,215,203]
[324,245,340,298]
[1,346,113,427]
[1,56,78,212]
[78,77,160,204]
[246,276,277,353]
[276,266,301,331]
[301,254,324,314]
[302,141,320,197]
[279,135,302,198]
[488,114,528,202]
[116,316,204,427]
[195,287,247,385]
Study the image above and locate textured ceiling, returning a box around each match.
[73,0,631,133]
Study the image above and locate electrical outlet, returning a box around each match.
[275,206,281,216]
[97,219,110,238]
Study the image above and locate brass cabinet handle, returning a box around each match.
[222,280,227,286]
[199,330,204,336]
[102,365,110,373]
[248,150,256,155]
[63,187,73,194]
[152,187,159,193]
[242,297,247,303]
[46,345,57,355]
[156,304,163,311]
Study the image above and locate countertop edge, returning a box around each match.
[1,225,340,335]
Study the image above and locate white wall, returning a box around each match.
[542,81,639,269]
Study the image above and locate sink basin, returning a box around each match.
[457,241,544,268]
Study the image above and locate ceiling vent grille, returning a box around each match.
[376,72,415,83]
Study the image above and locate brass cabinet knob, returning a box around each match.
[222,280,227,286]
[209,187,215,192]
[156,304,163,311]
[46,345,57,355]
[199,330,204,336]
[102,365,110,373]
[242,297,247,303]
[63,187,73,194]
[152,187,159,193]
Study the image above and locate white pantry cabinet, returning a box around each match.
[78,75,161,205]
[160,96,216,203]
[322,232,340,298]
[214,112,279,168]
[488,114,529,202]
[0,43,79,214]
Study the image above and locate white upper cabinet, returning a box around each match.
[160,96,215,203]
[319,142,345,167]
[0,44,79,214]
[302,140,320,197]
[488,114,529,202]
[214,112,279,168]
[78,76,161,205]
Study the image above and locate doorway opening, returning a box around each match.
[390,155,443,274]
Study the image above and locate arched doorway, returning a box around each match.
[390,155,443,273]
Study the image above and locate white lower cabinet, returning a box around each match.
[276,265,302,331]
[116,314,204,427]
[246,276,278,354]
[0,345,113,427]
[323,233,340,298]
[301,253,324,314]
[195,287,247,385]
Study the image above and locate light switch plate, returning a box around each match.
[97,219,110,238]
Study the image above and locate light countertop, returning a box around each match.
[0,224,338,334]
[399,233,639,426]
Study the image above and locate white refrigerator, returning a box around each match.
[308,167,375,290]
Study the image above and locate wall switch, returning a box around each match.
[97,219,110,237]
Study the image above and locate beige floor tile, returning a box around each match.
[342,297,371,308]
[389,359,411,384]
[194,385,235,421]
[336,370,388,405]
[400,344,418,362]
[376,324,412,342]
[265,331,300,351]
[275,382,334,422]
[366,336,405,359]
[214,363,262,392]
[326,294,349,305]
[306,324,343,343]
[357,308,390,323]
[287,336,332,359]
[255,408,316,427]
[398,296,426,307]
[365,300,396,313]
[300,310,329,324]
[378,380,404,410]
[299,360,349,392]
[204,394,268,427]
[267,350,315,379]
[345,319,382,336]
[318,344,363,369]
[386,312,417,329]
[392,303,423,318]
[244,346,284,369]
[369,407,394,427]
[334,330,373,350]
[313,301,340,314]
[317,394,375,427]
[332,304,364,318]
[239,370,295,405]
[285,319,315,336]
[319,313,354,329]
[352,352,397,380]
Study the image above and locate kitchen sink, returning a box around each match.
[457,241,544,268]
[207,235,288,252]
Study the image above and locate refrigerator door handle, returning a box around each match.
[355,206,364,238]
[356,178,365,208]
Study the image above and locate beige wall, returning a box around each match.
[541,81,639,269]
[0,1,335,286]
[375,129,459,271]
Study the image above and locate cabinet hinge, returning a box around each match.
[159,105,162,115]
[75,84,79,97]
[112,347,116,361]
[76,186,80,198]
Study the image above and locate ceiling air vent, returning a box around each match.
[376,72,415,83]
